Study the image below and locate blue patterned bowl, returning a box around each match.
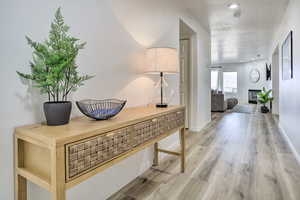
[76,99,126,120]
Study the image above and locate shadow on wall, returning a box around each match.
[115,75,179,108]
[116,76,155,107]
[108,0,179,47]
[114,74,179,106]
[13,0,181,120]
[15,77,46,122]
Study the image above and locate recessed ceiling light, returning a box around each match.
[228,3,239,9]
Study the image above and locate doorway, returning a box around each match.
[179,20,195,129]
[272,46,280,115]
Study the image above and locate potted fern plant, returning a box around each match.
[257,87,274,113]
[17,8,93,125]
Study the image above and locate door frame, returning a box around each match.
[180,38,191,128]
[179,19,197,130]
[272,45,280,115]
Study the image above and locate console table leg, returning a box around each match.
[52,189,65,200]
[15,137,27,200]
[51,147,66,200]
[153,142,159,166]
[179,128,185,173]
[15,174,27,200]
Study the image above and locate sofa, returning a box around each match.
[227,98,238,109]
[211,92,227,112]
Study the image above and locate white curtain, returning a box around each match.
[211,70,222,91]
[211,70,218,90]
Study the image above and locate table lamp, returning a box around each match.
[145,47,179,108]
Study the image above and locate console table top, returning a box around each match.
[15,105,184,147]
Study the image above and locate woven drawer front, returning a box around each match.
[132,118,160,146]
[66,108,184,180]
[67,127,132,179]
[132,110,184,147]
[164,110,185,131]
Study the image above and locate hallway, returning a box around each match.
[109,110,300,200]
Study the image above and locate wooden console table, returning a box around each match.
[15,105,185,200]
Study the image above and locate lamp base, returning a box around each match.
[156,103,168,108]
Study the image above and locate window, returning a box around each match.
[211,71,219,90]
[223,72,237,93]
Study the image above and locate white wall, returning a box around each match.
[221,60,271,104]
[270,0,300,158]
[0,0,211,199]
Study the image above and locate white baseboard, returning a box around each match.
[278,121,300,165]
[189,127,202,132]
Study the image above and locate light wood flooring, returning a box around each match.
[108,109,300,200]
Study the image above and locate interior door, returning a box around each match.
[180,39,190,128]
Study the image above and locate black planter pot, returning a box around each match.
[261,105,269,113]
[44,101,72,126]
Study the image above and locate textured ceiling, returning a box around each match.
[184,0,289,64]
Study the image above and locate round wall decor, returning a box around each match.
[249,68,260,83]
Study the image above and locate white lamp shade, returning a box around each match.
[144,47,179,74]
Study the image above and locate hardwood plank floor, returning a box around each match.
[108,109,300,200]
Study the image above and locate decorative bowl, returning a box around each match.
[76,99,126,120]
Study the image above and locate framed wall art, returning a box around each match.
[266,63,271,81]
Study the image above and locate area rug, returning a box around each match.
[230,104,257,114]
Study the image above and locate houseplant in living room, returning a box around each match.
[257,87,274,113]
[17,8,93,125]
